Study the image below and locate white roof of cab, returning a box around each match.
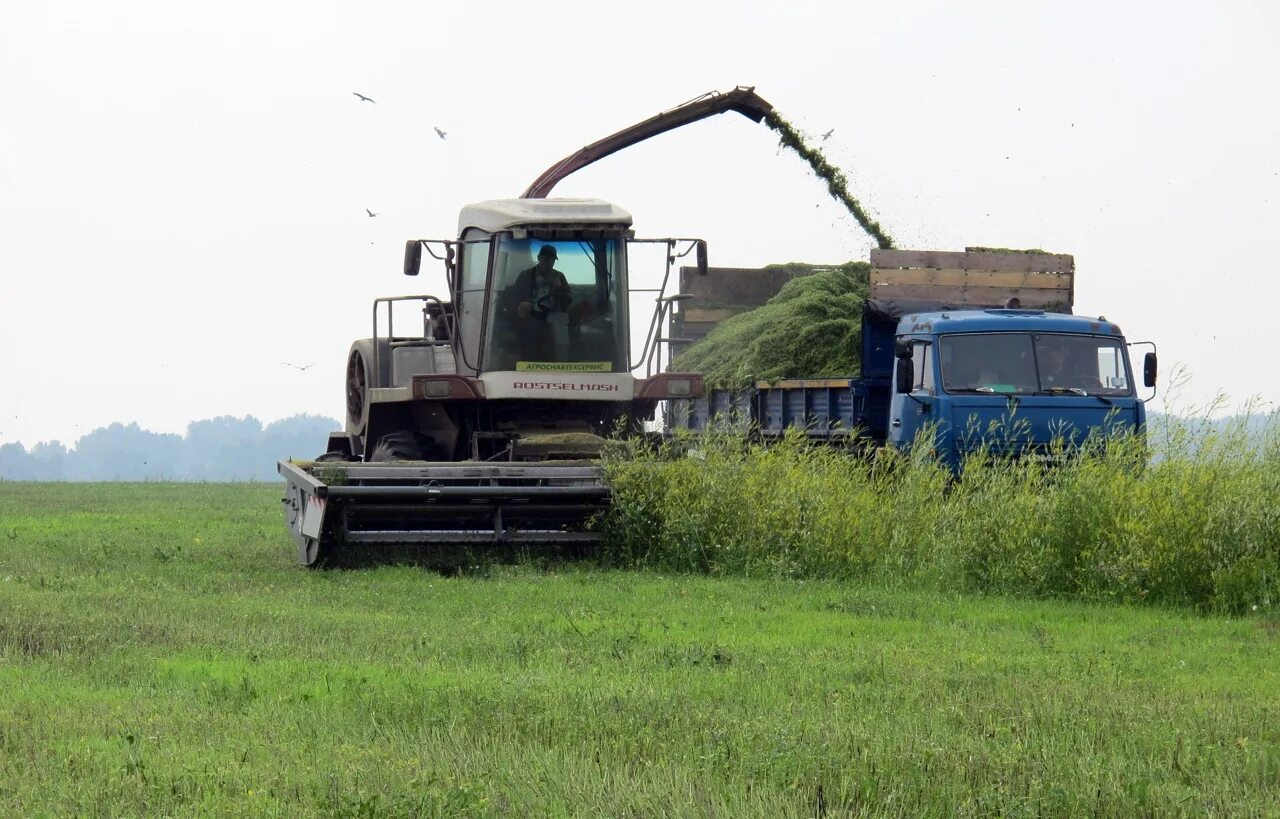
[458,198,633,235]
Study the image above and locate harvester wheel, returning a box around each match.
[315,451,350,462]
[370,431,434,462]
[346,349,368,431]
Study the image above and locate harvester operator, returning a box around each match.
[499,244,573,362]
[514,245,572,320]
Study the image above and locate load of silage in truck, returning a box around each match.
[669,261,871,387]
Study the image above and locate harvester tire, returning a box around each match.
[345,349,369,433]
[369,431,434,462]
[314,451,350,462]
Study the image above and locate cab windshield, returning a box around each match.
[940,333,1131,396]
[483,235,628,373]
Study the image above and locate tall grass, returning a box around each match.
[600,411,1280,614]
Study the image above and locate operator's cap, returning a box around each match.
[538,245,557,259]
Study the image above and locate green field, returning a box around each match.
[1,483,1278,816]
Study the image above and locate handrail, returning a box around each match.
[371,295,449,387]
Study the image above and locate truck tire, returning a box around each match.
[369,431,434,462]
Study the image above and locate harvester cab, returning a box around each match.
[345,197,709,464]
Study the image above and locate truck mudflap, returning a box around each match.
[278,460,609,566]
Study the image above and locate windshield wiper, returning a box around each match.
[1042,387,1112,406]
[947,386,1028,395]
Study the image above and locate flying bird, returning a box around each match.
[366,208,378,218]
[281,362,314,371]
[353,92,375,103]
[820,128,834,141]
[434,126,447,140]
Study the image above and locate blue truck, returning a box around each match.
[668,248,1157,469]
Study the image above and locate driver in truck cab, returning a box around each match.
[1039,346,1070,388]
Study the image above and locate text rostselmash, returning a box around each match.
[511,382,620,392]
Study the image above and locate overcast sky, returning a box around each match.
[2,1,1277,448]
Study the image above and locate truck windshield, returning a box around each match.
[940,333,1131,396]
[483,235,629,373]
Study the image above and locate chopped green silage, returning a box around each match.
[965,246,1051,254]
[764,112,894,249]
[667,109,896,384]
[671,262,869,386]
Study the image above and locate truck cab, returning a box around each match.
[888,309,1150,468]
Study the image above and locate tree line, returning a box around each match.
[0,415,339,482]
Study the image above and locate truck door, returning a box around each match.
[889,339,936,448]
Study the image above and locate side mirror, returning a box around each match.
[1143,352,1157,387]
[403,241,422,277]
[894,338,913,359]
[695,240,708,276]
[895,357,914,394]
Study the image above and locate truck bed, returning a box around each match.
[668,376,890,444]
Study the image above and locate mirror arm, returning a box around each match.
[1127,340,1159,403]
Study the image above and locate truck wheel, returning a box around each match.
[369,431,434,462]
